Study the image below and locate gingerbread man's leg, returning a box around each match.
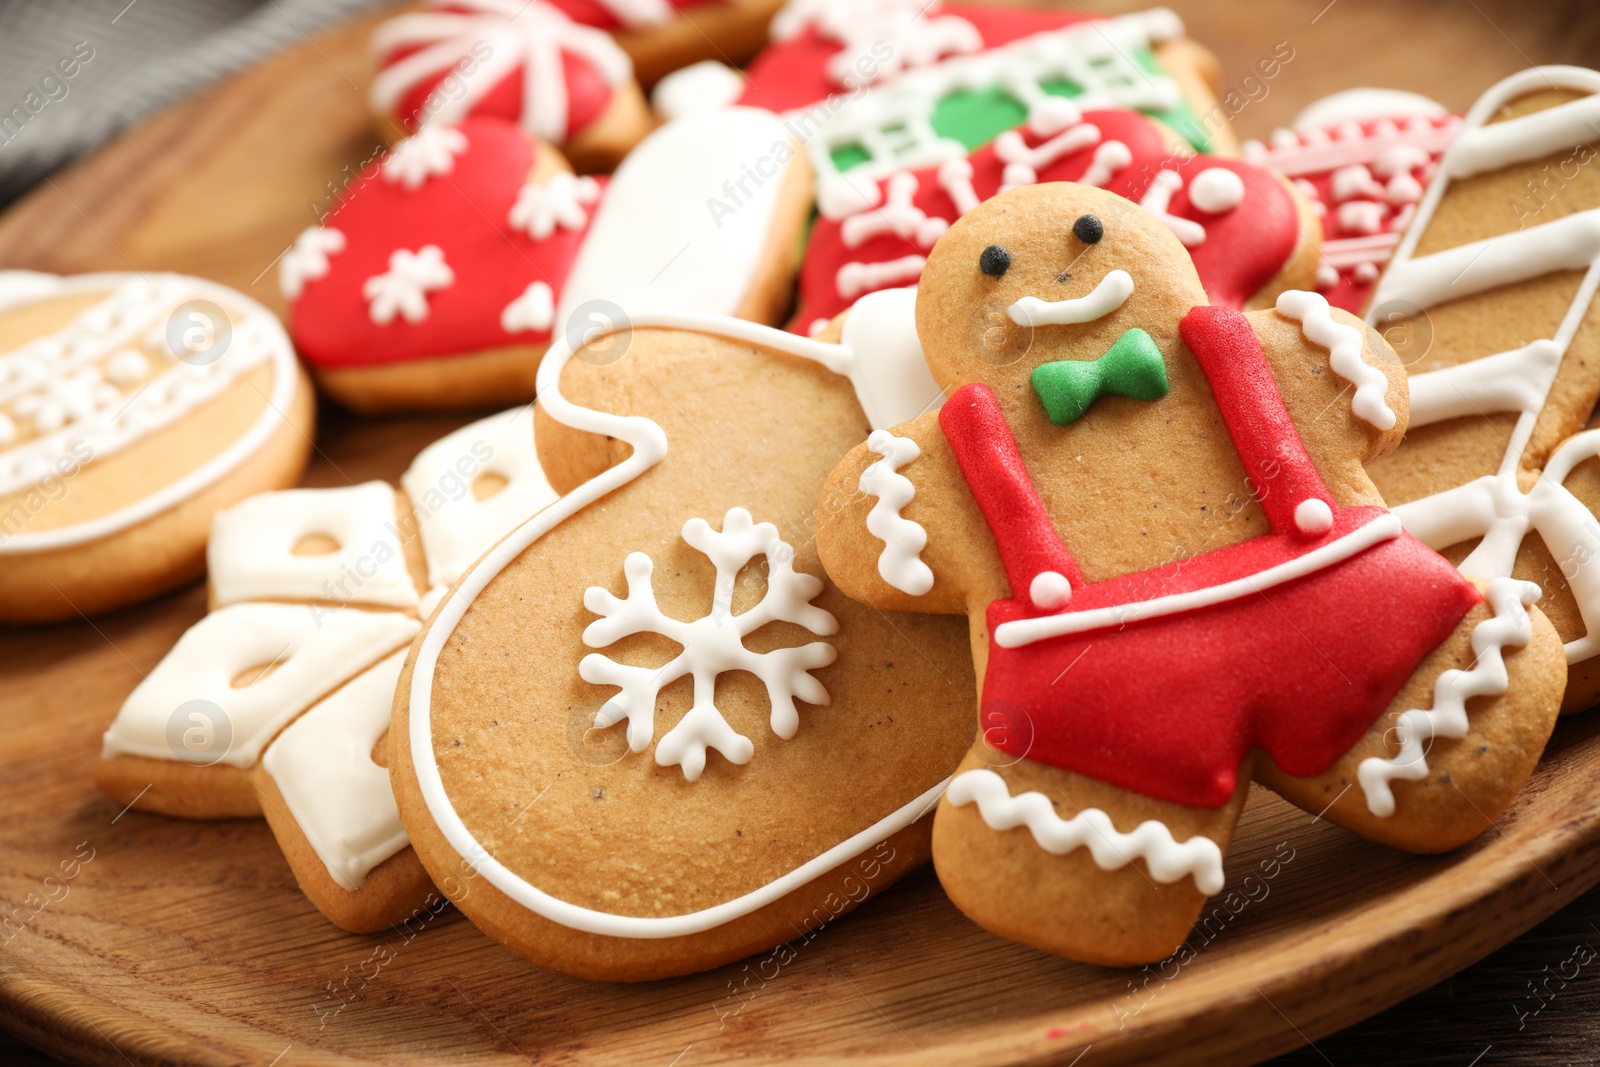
[935,743,1250,966]
[1256,578,1566,851]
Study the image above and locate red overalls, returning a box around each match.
[940,305,1481,809]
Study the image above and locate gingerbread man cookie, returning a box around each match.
[391,296,970,981]
[1363,67,1600,711]
[97,408,555,932]
[815,181,1566,966]
[0,271,313,623]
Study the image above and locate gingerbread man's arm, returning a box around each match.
[816,408,999,618]
[1248,301,1409,507]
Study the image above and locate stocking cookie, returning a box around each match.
[283,118,599,413]
[97,408,555,932]
[369,0,652,172]
[814,182,1565,966]
[391,296,971,981]
[1243,93,1458,313]
[0,271,313,623]
[795,104,1317,331]
[1363,67,1600,711]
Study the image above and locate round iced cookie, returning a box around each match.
[0,270,313,622]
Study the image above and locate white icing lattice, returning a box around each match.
[579,507,839,781]
[1367,67,1600,664]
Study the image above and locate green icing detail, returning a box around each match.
[1031,328,1169,426]
[825,45,1214,174]
[830,142,872,173]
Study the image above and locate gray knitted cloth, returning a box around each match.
[0,0,389,204]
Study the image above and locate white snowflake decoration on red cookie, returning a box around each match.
[507,172,601,240]
[280,227,346,300]
[363,246,454,325]
[579,507,839,781]
[381,124,469,189]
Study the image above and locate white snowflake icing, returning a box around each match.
[362,246,454,325]
[579,507,839,781]
[507,173,602,241]
[382,125,469,189]
[500,280,553,334]
[279,227,346,300]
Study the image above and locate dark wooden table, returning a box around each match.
[4,1,1600,1063]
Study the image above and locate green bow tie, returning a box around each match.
[1031,328,1169,425]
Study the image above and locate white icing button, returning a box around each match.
[1295,498,1335,536]
[1187,167,1245,213]
[1030,570,1073,610]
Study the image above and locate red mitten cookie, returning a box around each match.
[282,118,599,413]
[815,181,1566,966]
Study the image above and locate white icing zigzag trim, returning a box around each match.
[946,768,1226,894]
[859,430,933,596]
[1357,577,1540,817]
[1276,289,1396,430]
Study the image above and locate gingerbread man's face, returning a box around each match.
[916,182,1208,396]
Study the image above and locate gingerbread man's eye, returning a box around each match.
[979,244,1011,277]
[1073,214,1104,244]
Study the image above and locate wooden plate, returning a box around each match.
[3,3,1600,1065]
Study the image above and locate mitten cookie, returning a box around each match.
[738,6,1235,221]
[794,103,1317,332]
[282,118,598,413]
[1363,66,1600,711]
[369,0,652,172]
[1243,92,1458,313]
[391,298,971,981]
[814,181,1565,966]
[0,271,313,623]
[97,407,555,932]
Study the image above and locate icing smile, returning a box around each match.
[1006,269,1134,327]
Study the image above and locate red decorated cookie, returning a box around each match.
[794,105,1308,332]
[1244,111,1459,313]
[368,0,652,170]
[282,118,602,411]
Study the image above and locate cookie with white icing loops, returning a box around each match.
[815,181,1566,967]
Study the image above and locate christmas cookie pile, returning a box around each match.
[39,0,1600,980]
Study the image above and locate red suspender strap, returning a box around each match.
[1178,305,1335,535]
[938,383,1084,596]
